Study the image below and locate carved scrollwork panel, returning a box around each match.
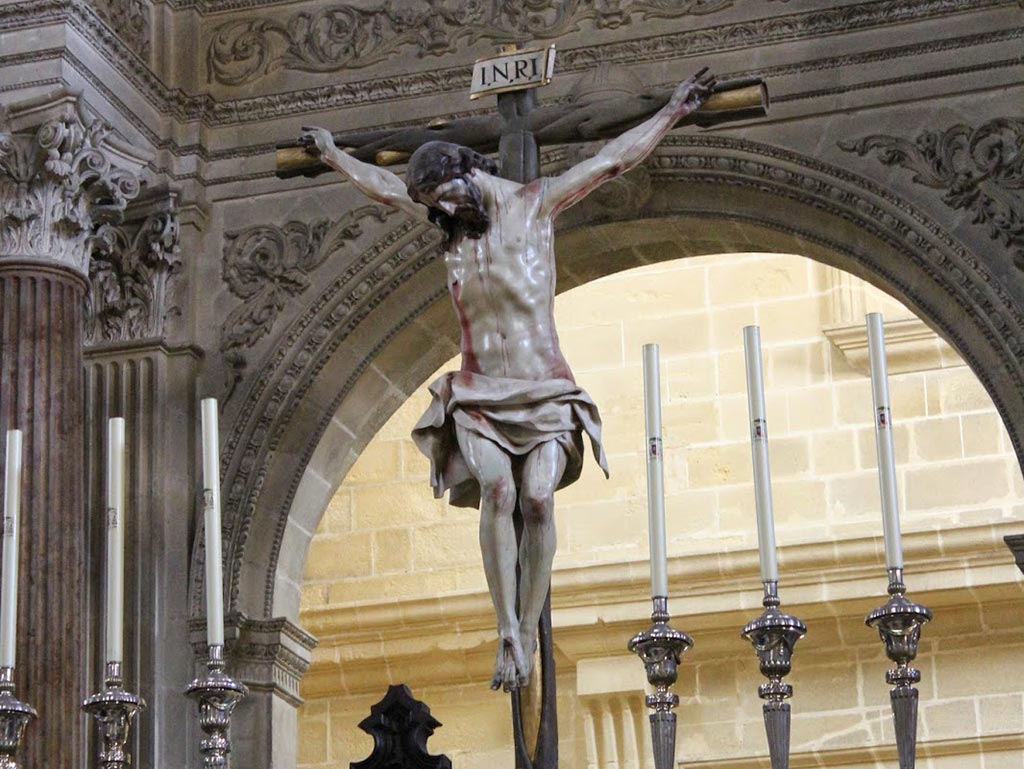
[206,0,735,86]
[219,204,391,397]
[839,118,1024,268]
[85,193,183,344]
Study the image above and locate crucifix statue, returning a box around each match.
[281,48,766,769]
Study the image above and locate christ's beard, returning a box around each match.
[452,202,489,241]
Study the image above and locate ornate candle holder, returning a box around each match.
[185,644,248,768]
[0,667,35,769]
[82,661,146,769]
[866,568,932,769]
[628,597,693,769]
[741,581,806,769]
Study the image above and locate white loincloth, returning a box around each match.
[411,371,610,509]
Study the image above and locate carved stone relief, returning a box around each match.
[839,118,1024,268]
[0,100,142,276]
[88,0,151,60]
[219,204,391,396]
[86,191,183,344]
[207,0,778,85]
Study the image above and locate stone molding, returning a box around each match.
[219,205,391,397]
[86,187,182,344]
[822,317,963,376]
[190,612,317,706]
[0,90,147,276]
[1004,534,1024,575]
[840,117,1024,269]
[200,135,1024,625]
[300,521,1020,693]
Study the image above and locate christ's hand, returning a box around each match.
[670,68,717,114]
[300,126,337,157]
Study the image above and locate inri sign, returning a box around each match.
[470,46,557,100]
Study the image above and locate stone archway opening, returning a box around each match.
[292,244,1023,769]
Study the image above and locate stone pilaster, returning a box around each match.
[0,90,147,768]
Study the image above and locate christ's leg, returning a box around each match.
[516,439,568,686]
[454,424,528,691]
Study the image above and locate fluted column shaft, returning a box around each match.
[0,260,89,768]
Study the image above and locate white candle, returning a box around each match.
[866,313,904,570]
[1,430,22,669]
[201,398,225,648]
[642,344,668,598]
[105,418,126,664]
[743,327,779,583]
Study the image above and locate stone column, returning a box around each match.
[0,90,145,768]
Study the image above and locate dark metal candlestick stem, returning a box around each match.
[185,644,248,768]
[741,581,806,769]
[0,667,35,769]
[82,661,146,769]
[628,597,693,769]
[866,568,932,769]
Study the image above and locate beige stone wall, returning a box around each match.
[297,252,1024,769]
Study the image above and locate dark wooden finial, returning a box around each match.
[350,684,452,769]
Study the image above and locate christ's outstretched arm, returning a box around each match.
[540,69,716,217]
[300,126,428,221]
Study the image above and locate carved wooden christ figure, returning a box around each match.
[301,69,715,692]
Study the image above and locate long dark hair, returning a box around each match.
[406,141,498,251]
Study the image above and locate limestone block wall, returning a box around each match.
[297,252,1023,769]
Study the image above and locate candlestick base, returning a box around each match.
[866,568,931,769]
[742,582,806,769]
[628,597,693,769]
[82,662,146,769]
[0,667,36,769]
[185,645,248,769]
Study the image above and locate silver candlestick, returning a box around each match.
[185,644,248,768]
[628,597,693,769]
[742,581,806,769]
[82,661,146,769]
[0,667,35,769]
[866,568,932,769]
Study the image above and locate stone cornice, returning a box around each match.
[823,317,963,375]
[300,522,1023,694]
[302,521,1020,642]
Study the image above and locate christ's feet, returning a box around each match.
[490,632,530,691]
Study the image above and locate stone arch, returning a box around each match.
[190,134,1024,624]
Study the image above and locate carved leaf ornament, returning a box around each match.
[219,205,390,395]
[206,0,734,85]
[0,110,140,275]
[86,207,183,343]
[840,118,1024,268]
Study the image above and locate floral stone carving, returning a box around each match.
[840,118,1024,268]
[206,0,734,86]
[220,204,391,396]
[86,191,183,344]
[0,100,142,276]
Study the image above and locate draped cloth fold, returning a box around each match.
[411,371,610,509]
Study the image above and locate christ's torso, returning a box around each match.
[444,175,573,382]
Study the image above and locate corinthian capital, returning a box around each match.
[0,90,149,277]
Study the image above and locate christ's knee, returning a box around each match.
[480,478,515,518]
[519,490,553,528]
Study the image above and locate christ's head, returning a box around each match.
[406,141,497,250]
